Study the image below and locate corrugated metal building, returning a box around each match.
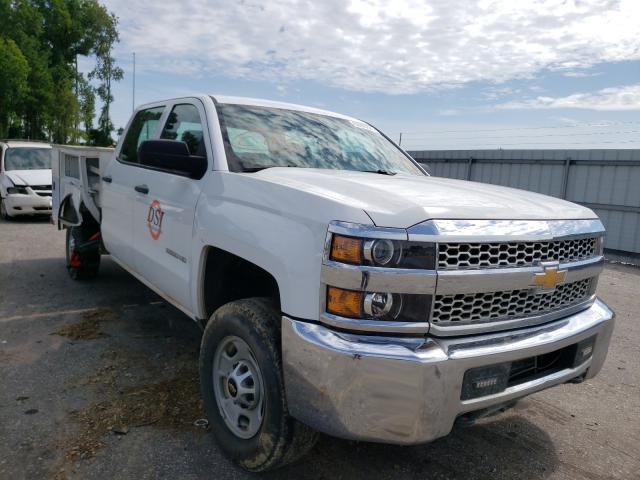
[409,149,640,262]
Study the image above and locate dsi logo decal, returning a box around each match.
[147,200,165,240]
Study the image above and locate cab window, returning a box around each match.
[160,104,206,157]
[119,106,165,164]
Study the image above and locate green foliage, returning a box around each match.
[89,10,124,146]
[79,77,96,137]
[0,0,123,144]
[0,38,30,137]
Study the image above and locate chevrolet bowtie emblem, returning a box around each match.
[533,265,567,291]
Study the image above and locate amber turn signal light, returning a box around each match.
[330,235,362,264]
[326,287,363,318]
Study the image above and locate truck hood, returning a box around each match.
[254,168,596,228]
[4,169,52,187]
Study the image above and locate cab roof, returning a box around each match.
[1,140,52,149]
[211,95,357,121]
[137,94,358,122]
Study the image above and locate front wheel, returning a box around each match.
[199,298,318,472]
[0,197,12,220]
[65,226,100,280]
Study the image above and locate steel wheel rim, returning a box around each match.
[213,335,265,439]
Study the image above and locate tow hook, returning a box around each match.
[567,373,587,384]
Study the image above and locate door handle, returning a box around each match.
[134,184,149,194]
[102,175,112,183]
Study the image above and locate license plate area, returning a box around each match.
[461,336,595,401]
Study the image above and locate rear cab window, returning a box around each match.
[119,106,165,164]
[160,104,207,157]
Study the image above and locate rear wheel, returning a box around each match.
[199,298,318,472]
[0,197,12,220]
[65,226,100,280]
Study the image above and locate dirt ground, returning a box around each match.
[1,216,639,480]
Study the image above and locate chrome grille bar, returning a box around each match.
[438,237,599,270]
[432,278,593,327]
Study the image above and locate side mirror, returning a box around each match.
[138,140,207,179]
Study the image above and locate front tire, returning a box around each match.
[65,226,100,280]
[0,197,12,220]
[199,298,318,472]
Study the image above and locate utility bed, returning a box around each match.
[51,145,114,227]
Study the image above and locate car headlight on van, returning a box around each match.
[7,186,28,194]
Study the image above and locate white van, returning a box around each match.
[0,140,52,219]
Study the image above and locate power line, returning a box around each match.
[400,129,640,142]
[403,139,640,148]
[396,120,640,136]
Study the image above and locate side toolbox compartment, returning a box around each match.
[52,145,114,228]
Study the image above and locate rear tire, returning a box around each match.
[65,226,100,280]
[0,197,12,220]
[199,298,318,472]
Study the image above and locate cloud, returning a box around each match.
[104,0,640,94]
[561,70,603,78]
[481,86,520,100]
[437,108,461,116]
[497,84,640,111]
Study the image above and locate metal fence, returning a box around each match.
[409,149,640,262]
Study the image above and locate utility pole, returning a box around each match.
[74,54,79,143]
[132,52,136,112]
[398,132,402,146]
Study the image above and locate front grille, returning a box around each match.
[432,278,593,326]
[29,185,52,191]
[438,237,599,270]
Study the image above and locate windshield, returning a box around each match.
[216,103,424,175]
[4,148,51,171]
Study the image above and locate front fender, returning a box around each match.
[191,172,373,320]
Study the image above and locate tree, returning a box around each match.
[78,77,96,140]
[0,38,29,137]
[89,11,123,146]
[0,0,122,143]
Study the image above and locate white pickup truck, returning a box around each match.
[52,95,615,472]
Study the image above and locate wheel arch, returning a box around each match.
[198,245,282,324]
[58,193,82,227]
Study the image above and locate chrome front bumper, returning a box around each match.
[282,298,614,445]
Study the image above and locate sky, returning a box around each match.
[96,0,640,150]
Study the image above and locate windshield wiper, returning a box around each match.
[362,169,397,176]
[243,165,298,173]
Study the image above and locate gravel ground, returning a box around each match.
[0,216,639,480]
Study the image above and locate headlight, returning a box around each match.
[323,224,435,332]
[363,292,397,317]
[364,239,398,266]
[327,286,431,323]
[330,234,435,269]
[7,186,28,194]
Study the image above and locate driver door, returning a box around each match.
[131,100,209,313]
